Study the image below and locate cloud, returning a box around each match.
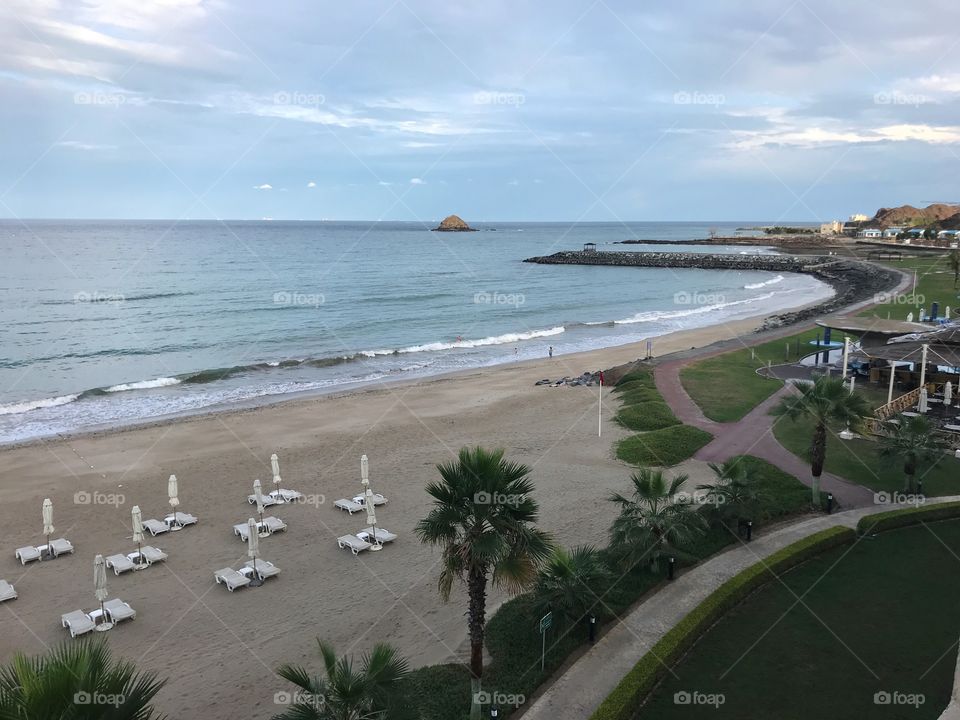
[507,179,519,186]
[728,122,960,149]
[253,184,273,190]
[378,181,393,186]
[56,140,116,151]
[306,181,316,188]
[409,178,425,185]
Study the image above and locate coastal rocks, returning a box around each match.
[523,250,903,333]
[433,214,476,232]
[535,371,603,387]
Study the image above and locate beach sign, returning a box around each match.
[539,611,553,670]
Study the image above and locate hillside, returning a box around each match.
[872,203,960,228]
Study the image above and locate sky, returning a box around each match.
[1,0,960,222]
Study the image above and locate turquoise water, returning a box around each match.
[0,220,831,443]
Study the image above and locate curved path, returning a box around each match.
[522,495,960,720]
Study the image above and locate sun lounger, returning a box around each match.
[50,538,74,556]
[352,493,388,506]
[103,598,136,623]
[165,512,198,528]
[142,519,169,536]
[247,493,280,507]
[272,489,304,502]
[62,610,96,637]
[106,554,136,575]
[0,580,16,602]
[262,516,287,534]
[138,546,168,565]
[359,527,398,544]
[334,499,363,514]
[214,567,251,592]
[337,534,372,555]
[15,546,41,565]
[245,560,281,580]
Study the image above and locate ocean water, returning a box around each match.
[0,220,832,444]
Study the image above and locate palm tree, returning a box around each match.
[878,414,947,493]
[607,467,707,572]
[948,249,960,290]
[415,446,552,719]
[274,640,409,720]
[0,637,165,718]
[696,460,766,529]
[533,545,613,628]
[773,375,871,503]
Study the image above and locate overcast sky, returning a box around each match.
[2,0,959,222]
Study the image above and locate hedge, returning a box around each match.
[856,500,960,536]
[615,425,713,466]
[589,526,856,720]
[615,402,680,432]
[615,369,655,388]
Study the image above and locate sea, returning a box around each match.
[0,220,832,444]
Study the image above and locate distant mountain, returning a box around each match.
[871,203,960,228]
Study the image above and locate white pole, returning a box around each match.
[598,374,603,437]
[887,362,897,405]
[919,344,929,389]
[849,376,856,394]
[841,336,850,379]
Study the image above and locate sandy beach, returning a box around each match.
[0,313,775,718]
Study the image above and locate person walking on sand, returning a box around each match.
[548,346,553,358]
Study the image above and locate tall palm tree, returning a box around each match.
[0,637,165,719]
[415,446,552,719]
[607,467,707,572]
[696,460,766,529]
[533,545,614,627]
[274,640,409,720]
[878,414,947,493]
[948,249,960,290]
[773,375,871,503]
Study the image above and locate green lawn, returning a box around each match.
[616,425,713,466]
[772,414,959,496]
[679,328,822,422]
[858,255,960,322]
[640,520,960,719]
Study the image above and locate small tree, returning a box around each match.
[878,414,948,493]
[948,249,960,290]
[696,460,766,529]
[533,545,614,628]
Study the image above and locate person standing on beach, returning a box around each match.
[548,346,553,358]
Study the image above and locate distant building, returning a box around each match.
[857,228,882,238]
[820,220,843,236]
[882,227,904,238]
[850,213,869,222]
[938,229,959,239]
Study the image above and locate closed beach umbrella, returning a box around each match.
[247,517,263,587]
[42,498,54,559]
[253,478,265,526]
[919,388,929,413]
[945,381,953,407]
[94,554,112,630]
[167,474,180,529]
[365,488,382,551]
[131,505,145,568]
[361,454,369,489]
[271,453,282,501]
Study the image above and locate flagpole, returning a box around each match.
[598,373,602,437]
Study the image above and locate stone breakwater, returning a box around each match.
[523,251,903,330]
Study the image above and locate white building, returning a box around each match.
[850,213,869,222]
[857,228,882,238]
[820,220,843,235]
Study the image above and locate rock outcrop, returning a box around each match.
[433,214,476,232]
[871,203,960,228]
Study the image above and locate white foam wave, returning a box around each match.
[0,394,79,416]
[105,377,181,392]
[744,274,784,290]
[614,292,779,325]
[363,327,566,356]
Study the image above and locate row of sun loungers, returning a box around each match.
[337,527,398,555]
[245,489,305,506]
[105,546,168,574]
[233,516,287,540]
[61,599,137,637]
[214,560,282,591]
[15,538,75,565]
[333,493,388,514]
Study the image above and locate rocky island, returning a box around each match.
[433,214,476,232]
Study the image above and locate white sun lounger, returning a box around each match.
[334,499,364,514]
[62,610,96,637]
[247,493,280,507]
[0,580,17,602]
[50,538,74,556]
[142,519,169,536]
[245,559,281,580]
[103,598,136,623]
[272,488,304,502]
[352,493,388,507]
[337,535,373,555]
[262,516,287,534]
[214,567,251,592]
[105,554,136,575]
[137,546,168,565]
[15,546,41,565]
[359,527,398,544]
[165,512,198,528]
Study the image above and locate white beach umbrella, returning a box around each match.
[365,488,382,552]
[131,505,146,568]
[918,387,929,413]
[945,381,953,407]
[246,517,263,586]
[271,453,283,501]
[167,474,181,530]
[253,478,266,526]
[361,454,369,489]
[42,498,54,559]
[94,554,112,630]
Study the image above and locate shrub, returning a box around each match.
[616,425,712,466]
[400,664,472,720]
[615,369,655,388]
[856,501,960,536]
[589,526,856,720]
[616,387,663,406]
[614,402,680,432]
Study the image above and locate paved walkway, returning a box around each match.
[522,496,960,720]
